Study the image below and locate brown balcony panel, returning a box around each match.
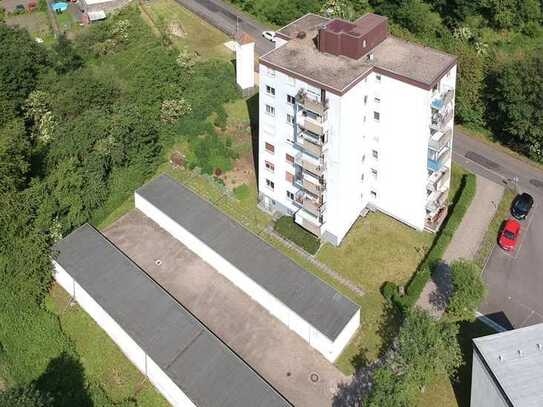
[303,98,325,115]
[301,119,324,136]
[303,199,321,217]
[303,139,322,157]
[302,160,323,176]
[301,217,321,236]
[303,178,322,196]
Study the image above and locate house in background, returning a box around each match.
[471,323,543,407]
[258,13,456,245]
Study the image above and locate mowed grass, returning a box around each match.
[143,0,233,60]
[46,284,169,406]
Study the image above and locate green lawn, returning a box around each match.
[46,285,169,406]
[143,0,233,60]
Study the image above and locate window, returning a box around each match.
[363,95,368,105]
[266,179,275,190]
[265,160,275,172]
[374,111,380,122]
[286,191,295,200]
[374,97,381,103]
[285,153,294,163]
[371,168,378,179]
[370,190,377,199]
[376,74,381,82]
[265,142,275,154]
[286,113,294,125]
[285,171,294,182]
[287,94,295,104]
[361,173,365,182]
[265,104,275,116]
[266,85,275,96]
[372,150,379,159]
[361,154,366,163]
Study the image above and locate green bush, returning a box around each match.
[389,174,477,310]
[233,184,250,201]
[447,260,486,321]
[274,216,320,254]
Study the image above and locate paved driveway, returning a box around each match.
[480,194,543,329]
[104,209,348,407]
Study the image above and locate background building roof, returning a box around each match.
[473,323,543,406]
[53,224,291,407]
[136,174,360,341]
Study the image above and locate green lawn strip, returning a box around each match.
[46,285,169,406]
[388,170,477,310]
[474,188,515,268]
[418,319,496,407]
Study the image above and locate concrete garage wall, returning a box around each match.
[135,193,354,362]
[52,261,197,407]
[470,350,510,407]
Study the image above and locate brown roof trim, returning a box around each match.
[275,32,290,41]
[260,56,457,95]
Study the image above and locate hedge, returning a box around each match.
[273,216,320,255]
[384,174,477,311]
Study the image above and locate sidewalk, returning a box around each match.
[416,176,504,317]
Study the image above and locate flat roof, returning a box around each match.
[136,174,360,341]
[53,224,291,407]
[262,13,456,93]
[473,324,543,406]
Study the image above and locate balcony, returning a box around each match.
[427,148,451,172]
[298,115,325,137]
[294,134,324,158]
[294,189,304,206]
[425,206,448,233]
[303,196,324,217]
[303,177,324,197]
[431,87,454,112]
[429,129,452,152]
[295,208,322,237]
[295,153,325,177]
[427,167,450,192]
[430,109,454,132]
[296,90,328,115]
[426,189,448,213]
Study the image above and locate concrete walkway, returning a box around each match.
[417,176,504,317]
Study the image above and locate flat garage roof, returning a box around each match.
[53,224,291,407]
[136,174,360,341]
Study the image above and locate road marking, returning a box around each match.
[476,312,508,332]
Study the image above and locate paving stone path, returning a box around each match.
[416,175,504,317]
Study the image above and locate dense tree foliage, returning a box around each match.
[447,260,486,321]
[367,309,462,406]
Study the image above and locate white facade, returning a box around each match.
[135,192,359,362]
[258,55,456,245]
[53,261,197,407]
[236,40,255,90]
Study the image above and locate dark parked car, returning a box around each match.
[511,192,534,220]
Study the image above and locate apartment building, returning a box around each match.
[258,13,457,245]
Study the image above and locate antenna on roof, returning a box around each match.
[517,349,523,357]
[538,343,543,351]
[498,355,504,362]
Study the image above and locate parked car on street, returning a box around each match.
[499,218,521,251]
[262,31,276,42]
[511,192,534,220]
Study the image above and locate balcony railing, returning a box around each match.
[426,190,448,213]
[425,206,448,233]
[295,209,322,236]
[431,88,454,111]
[430,109,454,132]
[427,167,450,192]
[296,90,328,115]
[303,196,324,217]
[303,177,324,196]
[299,115,324,136]
[427,148,451,172]
[429,129,452,152]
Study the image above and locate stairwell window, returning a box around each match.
[266,179,275,190]
[375,74,382,82]
[371,190,377,199]
[371,168,378,179]
[372,150,379,159]
[374,111,380,122]
[265,104,275,117]
[266,86,275,97]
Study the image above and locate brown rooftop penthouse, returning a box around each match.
[262,13,456,94]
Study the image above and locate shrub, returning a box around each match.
[274,216,320,254]
[233,184,250,201]
[447,260,486,321]
[389,174,477,310]
[381,281,398,301]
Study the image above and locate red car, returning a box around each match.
[499,219,521,251]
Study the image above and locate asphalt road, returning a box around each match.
[174,0,543,331]
[173,0,274,55]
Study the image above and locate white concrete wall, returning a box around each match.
[52,261,196,407]
[135,193,358,362]
[470,350,510,407]
[236,42,255,90]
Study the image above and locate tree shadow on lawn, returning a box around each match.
[246,92,259,185]
[34,352,93,407]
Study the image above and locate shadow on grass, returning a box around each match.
[35,352,93,407]
[376,298,402,359]
[246,92,259,185]
[451,319,497,407]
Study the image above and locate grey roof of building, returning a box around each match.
[53,224,291,407]
[262,13,456,93]
[136,174,360,341]
[473,324,543,406]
